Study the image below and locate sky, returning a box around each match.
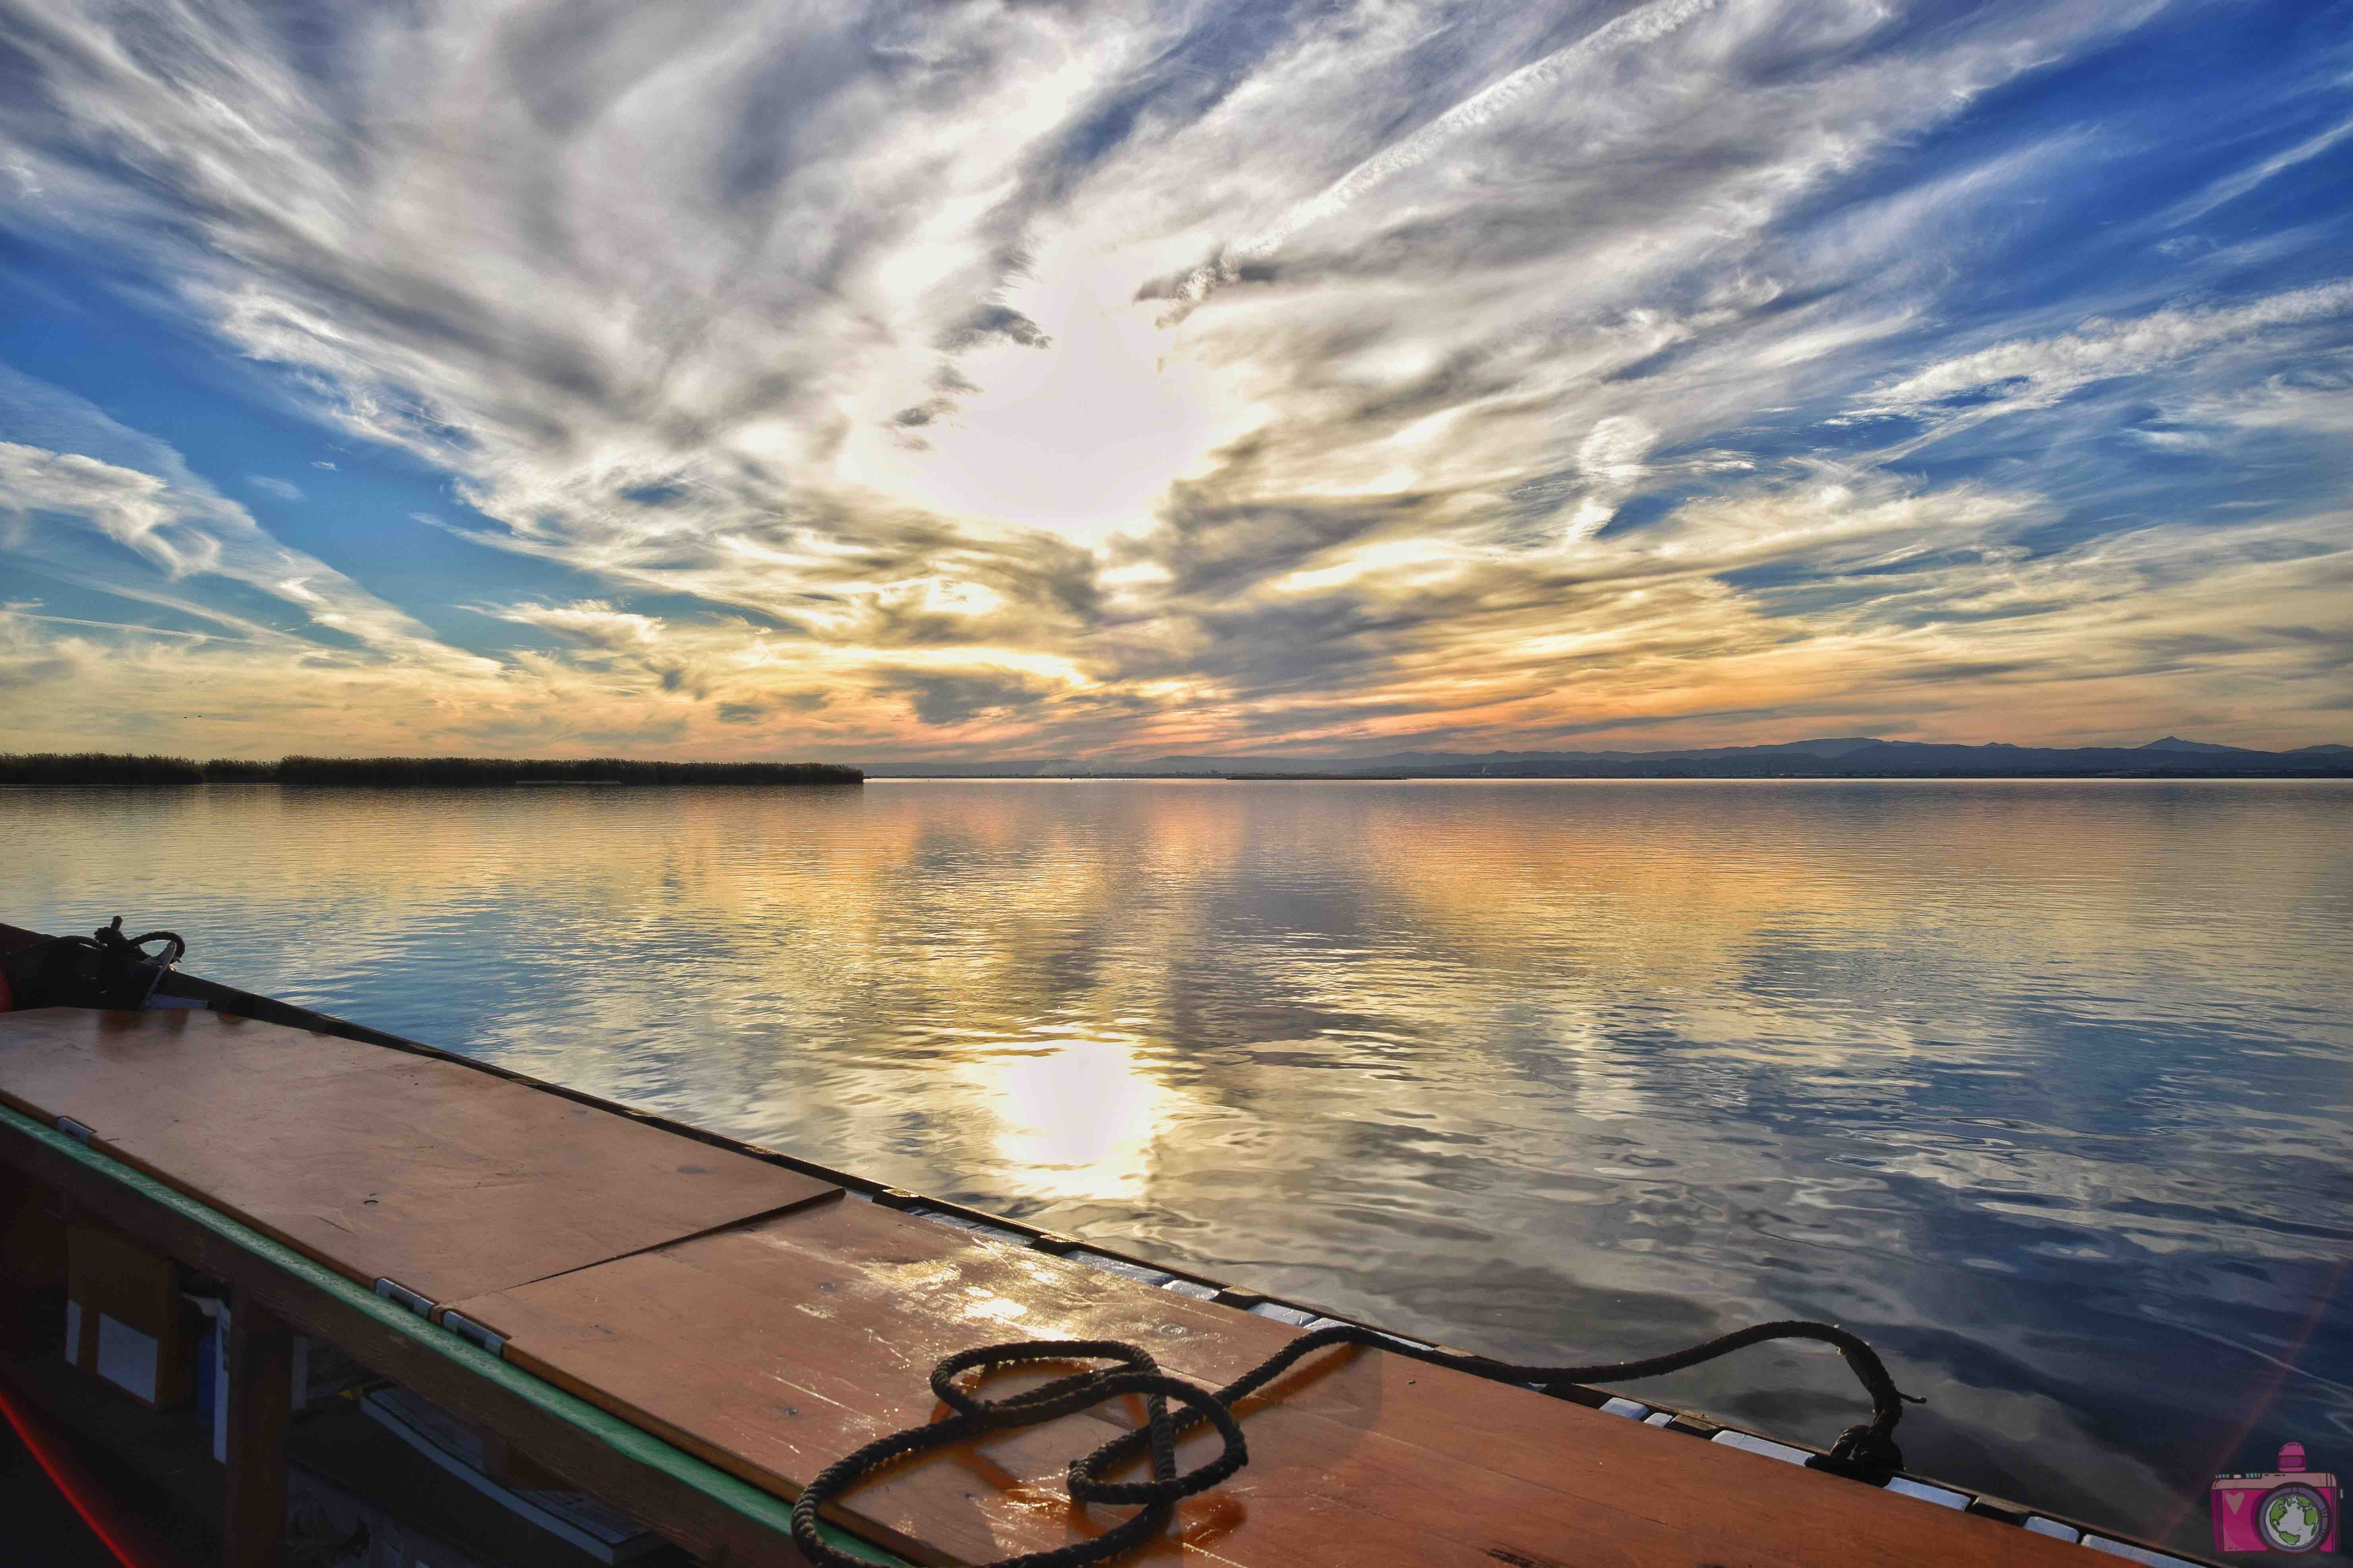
[1,0,2349,765]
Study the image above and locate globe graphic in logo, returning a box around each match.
[2260,1483,2332,1553]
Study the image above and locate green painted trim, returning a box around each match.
[0,1103,907,1568]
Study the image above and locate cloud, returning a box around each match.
[876,666,1060,728]
[1145,0,1729,316]
[497,599,665,653]
[2162,112,2353,228]
[937,305,1052,351]
[0,368,485,671]
[1851,282,2353,427]
[1559,415,1658,541]
[247,475,304,501]
[2170,353,2353,441]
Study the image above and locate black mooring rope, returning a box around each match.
[789,1316,1922,1568]
[90,915,187,969]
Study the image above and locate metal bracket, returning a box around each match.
[441,1310,507,1358]
[55,1116,95,1145]
[372,1277,434,1317]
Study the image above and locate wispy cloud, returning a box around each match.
[1851,282,2353,428]
[2164,112,2353,228]
[0,367,485,671]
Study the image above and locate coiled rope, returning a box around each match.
[790,1316,1921,1568]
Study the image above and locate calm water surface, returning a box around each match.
[6,778,2350,1551]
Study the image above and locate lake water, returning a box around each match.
[5,778,2349,1552]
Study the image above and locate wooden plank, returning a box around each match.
[448,1201,2091,1568]
[224,1292,294,1568]
[0,1108,818,1568]
[449,1198,1305,1562]
[0,1008,838,1305]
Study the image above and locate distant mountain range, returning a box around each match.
[876,736,2353,778]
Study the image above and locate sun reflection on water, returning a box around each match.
[984,1037,1169,1203]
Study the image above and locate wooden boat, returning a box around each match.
[0,919,2216,1568]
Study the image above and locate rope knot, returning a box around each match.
[1815,1423,1907,1485]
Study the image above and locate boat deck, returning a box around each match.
[0,1006,2164,1567]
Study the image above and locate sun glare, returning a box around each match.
[986,1036,1167,1202]
[842,262,1245,547]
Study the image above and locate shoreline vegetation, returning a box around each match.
[0,753,863,787]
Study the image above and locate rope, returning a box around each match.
[0,917,185,1012]
[790,1316,1922,1568]
[89,916,187,970]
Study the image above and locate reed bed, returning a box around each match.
[1,753,860,786]
[0,753,207,785]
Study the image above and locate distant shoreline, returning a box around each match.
[867,733,2353,782]
[0,753,862,787]
[8,748,2347,788]
[864,768,2353,781]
